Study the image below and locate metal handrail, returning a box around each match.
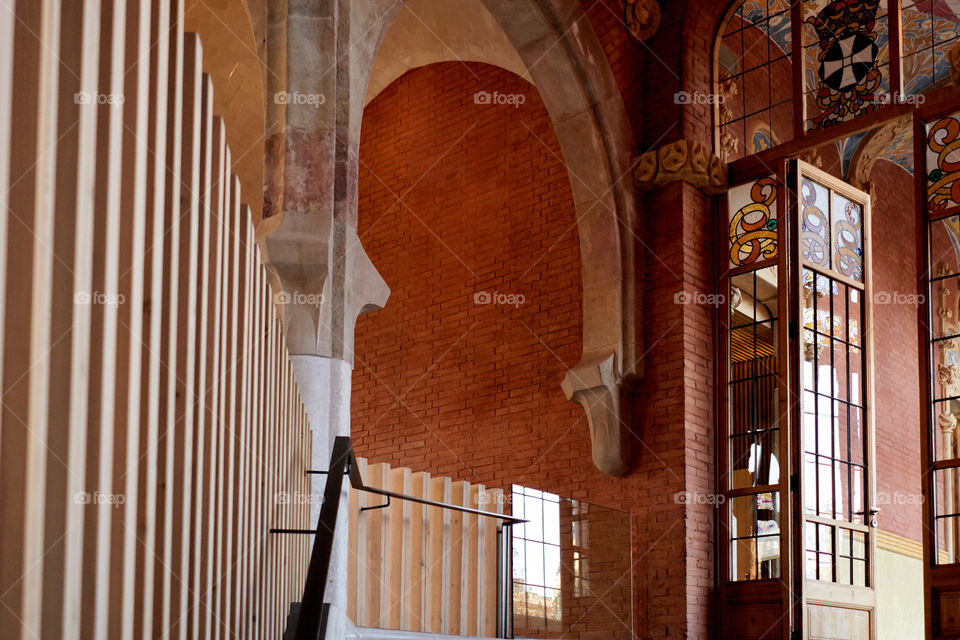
[276,435,523,640]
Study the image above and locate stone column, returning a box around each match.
[262,1,391,636]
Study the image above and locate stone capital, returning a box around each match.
[561,351,631,477]
[632,139,728,195]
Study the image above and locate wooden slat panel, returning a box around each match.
[133,1,171,636]
[207,144,231,638]
[465,484,482,636]
[190,73,215,640]
[167,33,202,640]
[222,193,248,639]
[407,472,429,632]
[446,481,466,635]
[114,2,151,636]
[152,0,185,632]
[427,476,451,633]
[363,462,390,627]
[480,488,501,636]
[90,3,128,637]
[348,465,360,622]
[387,466,410,630]
[46,3,102,639]
[0,4,314,637]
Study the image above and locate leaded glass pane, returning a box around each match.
[926,112,960,215]
[803,0,889,131]
[729,177,779,267]
[831,192,864,282]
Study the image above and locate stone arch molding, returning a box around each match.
[261,0,641,476]
[184,0,266,221]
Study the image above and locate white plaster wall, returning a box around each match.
[875,547,924,639]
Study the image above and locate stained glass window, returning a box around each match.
[926,112,960,215]
[728,176,779,268]
[715,0,959,158]
[902,0,960,95]
[718,0,795,162]
[802,0,890,131]
[799,176,864,282]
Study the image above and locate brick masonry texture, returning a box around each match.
[350,3,929,636]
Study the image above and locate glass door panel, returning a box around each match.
[792,160,875,640]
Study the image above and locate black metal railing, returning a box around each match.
[271,436,524,640]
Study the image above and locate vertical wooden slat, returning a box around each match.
[232,197,255,638]
[347,475,361,623]
[45,3,101,639]
[213,142,231,638]
[446,481,466,635]
[19,4,61,634]
[354,457,370,624]
[132,1,170,636]
[166,33,202,640]
[0,2,47,633]
[222,192,248,640]
[238,227,260,637]
[480,488,501,635]
[152,0,184,633]
[90,2,127,638]
[407,472,429,631]
[427,476,451,633]
[114,2,151,636]
[190,74,215,640]
[466,484,482,636]
[387,466,410,629]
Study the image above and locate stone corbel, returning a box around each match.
[342,225,390,363]
[561,352,630,477]
[632,139,728,195]
[259,210,334,356]
[260,218,389,360]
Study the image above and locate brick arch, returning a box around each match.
[356,0,641,476]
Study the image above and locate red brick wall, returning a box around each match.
[869,158,923,542]
[353,62,585,493]
[352,63,692,637]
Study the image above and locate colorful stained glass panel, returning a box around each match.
[801,177,830,268]
[718,2,795,162]
[926,113,960,215]
[831,192,864,282]
[803,0,889,131]
[729,176,779,267]
[902,0,960,95]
